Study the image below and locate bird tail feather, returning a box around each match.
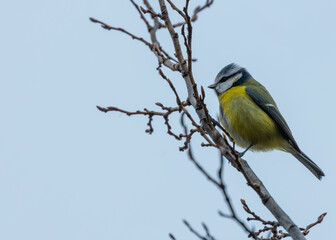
[292,151,325,180]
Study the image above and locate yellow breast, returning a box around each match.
[218,86,285,151]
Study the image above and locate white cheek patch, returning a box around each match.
[215,73,242,93]
[216,78,235,93]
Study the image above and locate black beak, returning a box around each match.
[208,83,216,89]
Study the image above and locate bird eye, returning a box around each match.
[219,74,233,83]
[218,76,228,83]
[219,71,241,83]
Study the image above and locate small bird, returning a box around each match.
[208,63,325,180]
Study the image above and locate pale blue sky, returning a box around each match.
[1,0,335,239]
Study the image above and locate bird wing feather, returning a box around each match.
[245,86,300,152]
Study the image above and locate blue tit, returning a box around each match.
[208,63,325,180]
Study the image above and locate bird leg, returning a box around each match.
[238,143,253,157]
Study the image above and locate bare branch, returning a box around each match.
[183,220,207,240]
[92,1,326,240]
[179,128,198,151]
[140,6,163,19]
[240,200,327,239]
[167,0,186,19]
[169,233,176,240]
[241,199,277,226]
[159,0,197,106]
[97,103,187,138]
[89,17,152,48]
[202,223,217,240]
[90,7,180,71]
[180,115,254,238]
[171,0,215,28]
[157,67,183,108]
[129,0,152,31]
[190,0,214,22]
[302,212,327,235]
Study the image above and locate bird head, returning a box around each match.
[208,63,250,95]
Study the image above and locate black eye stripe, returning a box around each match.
[218,76,228,83]
[219,72,237,83]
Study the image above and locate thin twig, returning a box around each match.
[240,200,327,239]
[97,103,185,138]
[130,0,152,31]
[180,113,255,237]
[302,212,327,235]
[89,17,152,49]
[167,0,186,19]
[172,0,215,28]
[183,220,207,240]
